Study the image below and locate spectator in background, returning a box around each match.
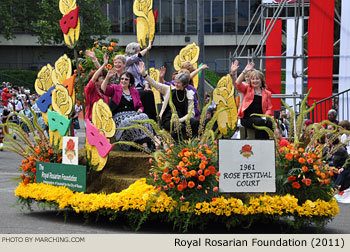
[276,127,289,147]
[300,119,314,148]
[327,109,339,125]
[8,93,23,113]
[324,133,348,169]
[19,102,33,137]
[336,156,350,192]
[1,88,12,106]
[339,120,350,155]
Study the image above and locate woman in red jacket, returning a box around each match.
[231,60,273,139]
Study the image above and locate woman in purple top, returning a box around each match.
[101,71,154,151]
[125,41,157,121]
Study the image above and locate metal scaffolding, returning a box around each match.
[230,0,310,113]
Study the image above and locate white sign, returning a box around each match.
[219,139,276,193]
[62,137,79,165]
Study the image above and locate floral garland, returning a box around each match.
[15,179,339,218]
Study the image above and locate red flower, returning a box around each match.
[301,166,309,173]
[298,157,306,164]
[188,181,195,188]
[208,166,216,175]
[241,144,252,152]
[285,153,293,160]
[292,182,301,189]
[198,175,205,182]
[204,169,211,176]
[302,178,311,186]
[288,176,296,181]
[66,139,75,151]
[213,187,218,192]
[24,177,30,185]
[177,184,184,192]
[48,149,53,154]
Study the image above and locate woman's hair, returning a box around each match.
[248,69,266,89]
[339,120,350,130]
[125,42,140,56]
[174,72,190,88]
[88,69,107,81]
[180,61,196,73]
[120,72,135,87]
[178,69,194,86]
[114,54,126,64]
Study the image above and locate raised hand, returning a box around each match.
[159,66,166,79]
[199,64,209,71]
[230,60,239,74]
[139,61,146,75]
[103,52,108,65]
[244,61,255,72]
[85,50,96,60]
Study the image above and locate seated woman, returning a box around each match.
[158,62,209,118]
[125,41,157,121]
[84,62,109,121]
[139,62,199,141]
[101,71,154,151]
[231,60,273,139]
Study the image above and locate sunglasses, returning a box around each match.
[120,77,130,81]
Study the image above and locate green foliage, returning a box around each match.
[0,70,38,91]
[0,0,112,52]
[205,70,221,87]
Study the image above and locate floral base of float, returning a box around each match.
[15,178,339,233]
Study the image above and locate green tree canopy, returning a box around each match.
[0,0,111,51]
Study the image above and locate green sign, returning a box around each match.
[36,162,86,192]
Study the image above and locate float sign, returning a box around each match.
[218,139,275,193]
[36,162,86,192]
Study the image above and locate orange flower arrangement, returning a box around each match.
[18,146,62,185]
[277,143,336,203]
[148,139,219,202]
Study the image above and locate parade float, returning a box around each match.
[0,0,345,233]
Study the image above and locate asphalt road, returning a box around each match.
[0,132,349,234]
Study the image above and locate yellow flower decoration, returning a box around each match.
[59,0,80,49]
[34,64,55,95]
[15,180,339,219]
[51,54,72,85]
[91,99,116,138]
[133,0,155,49]
[173,43,200,89]
[49,130,63,149]
[59,0,76,14]
[85,140,108,172]
[213,74,238,135]
[51,84,73,116]
[147,67,162,113]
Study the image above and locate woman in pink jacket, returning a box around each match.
[231,60,273,139]
[101,71,154,151]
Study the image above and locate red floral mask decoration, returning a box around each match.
[59,7,80,34]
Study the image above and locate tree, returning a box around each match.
[0,0,112,51]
